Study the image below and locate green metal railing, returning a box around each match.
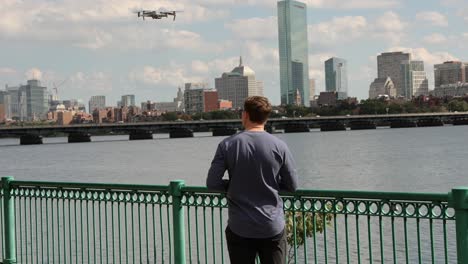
[0,177,467,263]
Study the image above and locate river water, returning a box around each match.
[0,126,466,263]
[0,126,467,193]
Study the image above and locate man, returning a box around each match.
[206,96,298,264]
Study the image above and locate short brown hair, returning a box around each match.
[244,96,272,123]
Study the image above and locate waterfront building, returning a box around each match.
[88,96,106,113]
[434,61,466,88]
[5,85,27,121]
[121,95,136,107]
[317,92,338,107]
[0,91,10,121]
[401,61,429,98]
[369,77,396,99]
[215,57,263,109]
[184,83,219,115]
[20,80,49,121]
[377,52,411,97]
[432,83,468,97]
[325,57,348,99]
[278,0,310,106]
[218,100,233,110]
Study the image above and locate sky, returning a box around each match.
[0,0,467,106]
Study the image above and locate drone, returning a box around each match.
[135,10,183,21]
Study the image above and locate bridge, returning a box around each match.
[0,177,467,263]
[1,112,468,145]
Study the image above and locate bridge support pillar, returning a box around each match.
[20,134,43,145]
[212,128,237,137]
[320,121,346,132]
[170,128,194,139]
[453,118,468,126]
[129,130,153,140]
[68,133,91,143]
[417,119,444,127]
[349,120,376,130]
[390,119,417,128]
[284,123,310,133]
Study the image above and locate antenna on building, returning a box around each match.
[239,56,243,67]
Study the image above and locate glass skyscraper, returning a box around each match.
[278,0,310,106]
[325,57,348,99]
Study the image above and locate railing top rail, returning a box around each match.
[10,180,169,192]
[181,186,449,202]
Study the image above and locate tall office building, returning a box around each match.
[434,61,466,88]
[0,91,8,122]
[89,96,106,113]
[278,0,310,106]
[5,85,27,120]
[309,79,316,101]
[215,57,264,109]
[121,95,136,107]
[20,80,48,121]
[401,61,429,98]
[377,52,411,97]
[325,57,348,99]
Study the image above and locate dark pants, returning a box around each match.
[225,226,287,264]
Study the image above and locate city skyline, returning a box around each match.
[0,0,467,104]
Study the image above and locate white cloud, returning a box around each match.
[231,0,400,9]
[0,68,16,75]
[225,17,277,40]
[129,64,204,87]
[308,16,367,45]
[423,33,448,44]
[416,11,448,27]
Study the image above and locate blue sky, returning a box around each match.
[0,0,467,105]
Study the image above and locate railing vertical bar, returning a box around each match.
[98,200,102,264]
[29,195,32,263]
[211,207,216,264]
[404,217,408,263]
[334,210,340,263]
[19,197,23,264]
[304,210,309,264]
[391,216,396,264]
[132,201,136,264]
[195,206,200,264]
[69,199,73,264]
[56,197,61,264]
[159,204,164,264]
[24,197,28,264]
[313,212,317,264]
[356,215,361,264]
[125,202,129,264]
[430,218,435,264]
[14,197,18,262]
[0,190,4,260]
[62,199,66,264]
[86,199,90,264]
[219,206,224,264]
[104,198,108,264]
[345,214,350,264]
[2,177,15,264]
[367,215,372,264]
[379,215,384,264]
[187,206,192,264]
[34,196,38,264]
[75,199,78,264]
[81,199,85,264]
[443,219,448,264]
[152,203,157,264]
[146,203,150,264]
[139,202,143,263]
[40,196,44,263]
[111,199,115,264]
[203,206,208,264]
[293,206,297,264]
[92,200,96,264]
[417,218,421,264]
[118,201,122,264]
[323,209,328,264]
[166,202,172,264]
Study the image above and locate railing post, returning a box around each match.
[2,176,16,264]
[170,180,186,264]
[452,187,468,264]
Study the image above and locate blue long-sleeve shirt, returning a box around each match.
[206,131,298,238]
